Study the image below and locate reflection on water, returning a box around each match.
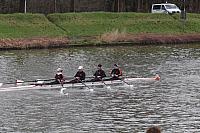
[0,44,200,133]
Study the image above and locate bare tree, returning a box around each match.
[70,0,75,12]
[54,0,57,13]
[19,0,25,13]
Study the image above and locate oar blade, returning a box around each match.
[129,85,134,88]
[60,88,69,95]
[106,86,111,89]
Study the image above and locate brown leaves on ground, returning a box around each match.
[99,31,200,45]
[99,30,127,43]
[0,37,70,50]
[1,33,200,50]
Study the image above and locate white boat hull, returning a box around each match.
[0,75,160,92]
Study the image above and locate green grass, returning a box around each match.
[1,12,200,39]
[47,12,200,37]
[0,13,65,38]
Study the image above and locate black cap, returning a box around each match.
[98,64,102,67]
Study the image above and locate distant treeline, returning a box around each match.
[0,0,200,14]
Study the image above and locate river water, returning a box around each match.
[0,44,200,133]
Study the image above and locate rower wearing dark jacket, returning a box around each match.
[91,64,106,81]
[110,64,122,80]
[69,66,86,83]
[45,68,64,85]
[55,68,64,84]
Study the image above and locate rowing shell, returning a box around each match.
[0,75,160,92]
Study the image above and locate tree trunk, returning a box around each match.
[70,0,75,12]
[19,0,25,13]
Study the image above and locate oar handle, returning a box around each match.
[101,78,108,85]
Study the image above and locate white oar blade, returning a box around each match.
[130,85,134,88]
[106,86,111,89]
[0,83,3,87]
[60,88,68,95]
[16,80,24,83]
[89,88,94,92]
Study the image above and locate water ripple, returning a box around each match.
[0,45,200,132]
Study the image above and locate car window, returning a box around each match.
[153,5,161,10]
[165,4,177,9]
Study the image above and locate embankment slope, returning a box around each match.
[1,13,200,49]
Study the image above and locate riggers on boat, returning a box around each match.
[0,75,160,92]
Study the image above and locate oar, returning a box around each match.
[59,80,68,95]
[101,78,111,89]
[27,78,56,82]
[58,79,64,87]
[60,87,68,95]
[19,78,55,83]
[0,78,56,87]
[120,78,133,88]
[78,79,93,91]
[0,80,27,87]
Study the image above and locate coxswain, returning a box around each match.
[110,64,122,80]
[91,64,106,81]
[69,66,86,83]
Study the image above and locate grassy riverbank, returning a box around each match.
[47,12,200,36]
[0,13,65,38]
[1,12,200,49]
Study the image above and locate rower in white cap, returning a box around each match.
[69,66,86,83]
[44,68,65,85]
[54,68,65,84]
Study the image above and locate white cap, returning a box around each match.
[57,68,63,72]
[78,66,83,70]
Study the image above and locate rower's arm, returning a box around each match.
[82,72,86,80]
[119,69,122,76]
[110,69,114,76]
[102,71,106,78]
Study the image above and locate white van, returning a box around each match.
[151,3,181,14]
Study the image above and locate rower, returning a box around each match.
[38,68,64,86]
[110,64,122,80]
[91,64,106,82]
[55,68,64,84]
[69,66,86,83]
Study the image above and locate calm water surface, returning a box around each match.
[0,44,200,133]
